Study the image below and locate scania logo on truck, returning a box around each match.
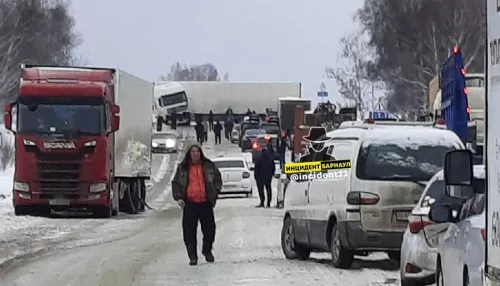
[43,142,76,149]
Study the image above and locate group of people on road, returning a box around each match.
[194,108,238,146]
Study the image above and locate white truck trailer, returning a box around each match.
[179,82,301,120]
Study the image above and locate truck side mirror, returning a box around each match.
[444,149,474,199]
[4,103,12,131]
[109,104,120,133]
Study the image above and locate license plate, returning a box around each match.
[223,184,237,188]
[395,211,410,221]
[49,199,70,205]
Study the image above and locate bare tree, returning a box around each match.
[162,62,222,81]
[325,32,373,117]
[0,0,80,170]
[357,0,485,113]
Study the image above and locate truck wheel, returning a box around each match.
[330,224,354,269]
[14,205,32,216]
[156,116,163,132]
[139,178,146,212]
[121,180,141,214]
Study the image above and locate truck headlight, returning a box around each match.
[23,139,35,146]
[14,181,30,192]
[90,183,106,193]
[152,142,158,147]
[165,139,175,148]
[84,140,96,147]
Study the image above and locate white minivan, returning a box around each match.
[280,121,464,269]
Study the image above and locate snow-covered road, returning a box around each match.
[0,128,402,286]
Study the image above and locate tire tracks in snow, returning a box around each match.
[0,128,193,274]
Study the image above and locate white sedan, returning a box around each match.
[212,157,253,197]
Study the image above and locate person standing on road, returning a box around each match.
[195,121,204,145]
[254,148,275,208]
[213,121,223,145]
[172,144,222,266]
[208,110,214,131]
[203,121,209,142]
[170,114,177,130]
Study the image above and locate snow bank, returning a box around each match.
[0,167,13,214]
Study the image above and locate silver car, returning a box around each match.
[428,165,485,286]
[400,171,463,285]
[151,132,178,153]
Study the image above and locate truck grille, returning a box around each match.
[37,153,81,193]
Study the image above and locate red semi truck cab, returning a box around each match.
[3,65,124,217]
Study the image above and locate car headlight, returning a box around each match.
[165,139,175,148]
[152,142,158,147]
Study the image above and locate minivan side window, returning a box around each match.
[356,143,454,181]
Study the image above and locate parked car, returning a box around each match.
[400,170,463,285]
[240,129,266,152]
[212,156,253,197]
[280,123,464,269]
[231,124,241,143]
[429,165,485,286]
[151,131,178,153]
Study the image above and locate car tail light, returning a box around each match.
[252,142,259,149]
[481,228,486,241]
[408,215,432,234]
[242,172,250,178]
[346,191,379,205]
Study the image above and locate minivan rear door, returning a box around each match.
[354,141,454,232]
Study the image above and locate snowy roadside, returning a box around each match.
[0,128,193,269]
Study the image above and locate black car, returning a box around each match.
[239,122,260,145]
[240,129,266,152]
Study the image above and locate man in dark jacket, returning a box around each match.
[254,148,275,207]
[172,144,222,266]
[208,110,214,131]
[195,121,204,145]
[213,121,223,145]
[224,117,233,140]
[170,114,177,130]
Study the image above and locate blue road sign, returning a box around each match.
[369,111,389,119]
[317,91,328,97]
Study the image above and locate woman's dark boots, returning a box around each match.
[187,245,198,265]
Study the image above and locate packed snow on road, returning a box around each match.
[0,129,403,286]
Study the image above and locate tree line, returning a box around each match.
[328,0,486,116]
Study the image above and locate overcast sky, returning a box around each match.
[71,0,363,105]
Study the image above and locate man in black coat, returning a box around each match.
[195,122,204,145]
[254,148,275,208]
[213,121,223,145]
[208,110,214,131]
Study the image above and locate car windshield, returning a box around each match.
[245,129,265,136]
[153,133,176,140]
[357,143,455,181]
[160,92,187,106]
[17,96,105,136]
[214,160,245,168]
[261,124,280,134]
